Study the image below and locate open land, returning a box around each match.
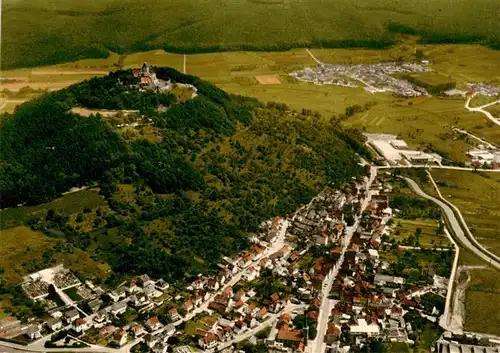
[3,43,500,157]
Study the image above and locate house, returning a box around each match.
[218,318,234,328]
[145,333,160,348]
[152,342,169,353]
[234,320,247,333]
[164,324,176,337]
[349,318,380,336]
[138,274,155,288]
[256,307,268,320]
[111,301,128,316]
[113,330,128,347]
[143,284,159,298]
[276,328,303,345]
[182,299,194,313]
[145,316,163,332]
[233,289,246,302]
[109,287,126,302]
[0,316,21,332]
[368,249,379,260]
[325,324,341,344]
[94,309,109,324]
[45,317,62,331]
[244,266,259,281]
[64,308,79,323]
[374,274,404,286]
[155,279,169,291]
[73,318,89,333]
[87,298,103,313]
[131,323,146,337]
[198,332,218,350]
[25,325,42,340]
[168,308,180,322]
[99,325,117,337]
[207,278,220,291]
[191,293,203,307]
[124,281,139,294]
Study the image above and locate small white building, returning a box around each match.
[350,319,379,336]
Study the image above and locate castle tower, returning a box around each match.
[141,62,150,76]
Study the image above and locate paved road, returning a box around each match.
[440,229,460,332]
[403,177,500,270]
[465,93,500,127]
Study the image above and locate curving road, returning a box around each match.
[403,177,500,270]
[465,93,500,127]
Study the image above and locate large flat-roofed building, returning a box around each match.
[401,151,437,164]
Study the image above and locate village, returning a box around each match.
[290,62,432,97]
[2,165,497,353]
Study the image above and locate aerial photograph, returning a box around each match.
[1,1,500,353]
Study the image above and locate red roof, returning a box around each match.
[326,324,340,337]
[276,329,303,342]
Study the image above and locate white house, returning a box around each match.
[45,318,62,331]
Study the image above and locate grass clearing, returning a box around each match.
[430,169,500,257]
[0,188,106,230]
[393,218,450,248]
[0,226,56,283]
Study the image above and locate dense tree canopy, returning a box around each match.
[0,67,369,281]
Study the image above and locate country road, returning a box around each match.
[403,177,500,270]
[465,93,500,127]
[376,165,500,173]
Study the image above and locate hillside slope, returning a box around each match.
[0,67,368,285]
[2,0,500,69]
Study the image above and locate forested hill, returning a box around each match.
[0,68,368,281]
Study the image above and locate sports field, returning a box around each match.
[2,0,500,69]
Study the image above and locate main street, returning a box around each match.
[306,167,378,353]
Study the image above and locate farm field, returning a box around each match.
[463,267,500,335]
[3,0,500,69]
[1,43,500,158]
[1,43,500,162]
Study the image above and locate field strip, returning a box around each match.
[30,70,109,75]
[376,116,387,126]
